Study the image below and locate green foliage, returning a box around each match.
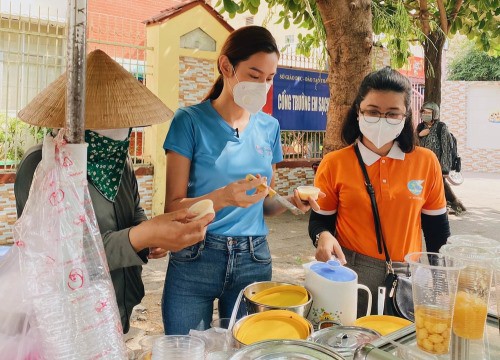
[448,43,500,80]
[0,114,46,163]
[216,0,327,59]
[374,0,499,57]
[218,0,499,64]
[373,1,416,68]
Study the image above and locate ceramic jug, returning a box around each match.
[303,260,372,326]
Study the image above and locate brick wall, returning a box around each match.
[0,184,17,245]
[88,0,179,22]
[136,173,154,219]
[441,81,500,173]
[0,171,154,246]
[275,165,315,195]
[87,0,181,59]
[179,56,215,107]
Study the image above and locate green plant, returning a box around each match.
[448,43,500,81]
[0,114,47,163]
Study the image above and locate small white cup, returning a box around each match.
[297,186,320,201]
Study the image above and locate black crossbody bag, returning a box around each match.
[354,144,414,321]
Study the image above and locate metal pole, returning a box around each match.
[65,0,87,144]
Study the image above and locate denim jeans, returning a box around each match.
[162,233,272,335]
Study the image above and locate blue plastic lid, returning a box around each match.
[0,246,11,258]
[310,260,356,282]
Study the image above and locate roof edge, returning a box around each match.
[144,0,234,33]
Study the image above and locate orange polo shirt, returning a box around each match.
[314,141,446,262]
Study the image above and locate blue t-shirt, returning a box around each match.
[163,101,283,236]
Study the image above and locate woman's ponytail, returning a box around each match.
[203,75,224,101]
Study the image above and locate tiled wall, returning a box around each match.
[0,184,17,245]
[275,166,316,195]
[136,174,154,219]
[0,172,154,245]
[178,56,215,107]
[441,81,500,173]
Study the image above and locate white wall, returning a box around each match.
[466,83,500,150]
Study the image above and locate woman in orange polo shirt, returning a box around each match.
[309,67,450,316]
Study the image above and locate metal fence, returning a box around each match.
[0,3,427,169]
[0,2,66,171]
[281,130,325,160]
[411,83,425,126]
[280,46,328,71]
[0,2,150,171]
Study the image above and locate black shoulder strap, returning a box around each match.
[353,144,392,266]
[437,121,444,144]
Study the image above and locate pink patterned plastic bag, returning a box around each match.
[6,133,127,359]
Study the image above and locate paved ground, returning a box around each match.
[125,172,500,353]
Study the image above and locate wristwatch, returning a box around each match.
[314,231,329,248]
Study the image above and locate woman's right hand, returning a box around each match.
[419,128,430,137]
[130,208,214,253]
[315,232,347,265]
[220,176,269,208]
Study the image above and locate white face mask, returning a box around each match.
[94,128,130,141]
[359,116,405,149]
[233,81,271,114]
[230,66,271,114]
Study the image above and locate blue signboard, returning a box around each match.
[271,67,329,130]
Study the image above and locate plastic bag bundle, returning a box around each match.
[0,247,42,359]
[9,133,127,359]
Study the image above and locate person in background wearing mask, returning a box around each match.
[162,26,321,335]
[309,67,450,316]
[14,50,213,333]
[417,102,466,214]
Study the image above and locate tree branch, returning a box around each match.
[436,0,448,34]
[419,0,431,36]
[450,0,464,23]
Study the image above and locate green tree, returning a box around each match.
[219,0,499,152]
[373,0,499,105]
[448,42,500,80]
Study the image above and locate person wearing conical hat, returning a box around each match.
[14,49,214,333]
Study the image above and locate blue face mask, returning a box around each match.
[421,114,434,123]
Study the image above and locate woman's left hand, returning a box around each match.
[288,189,326,213]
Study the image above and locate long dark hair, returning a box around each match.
[341,66,416,153]
[203,26,280,101]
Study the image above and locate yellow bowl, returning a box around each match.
[354,315,412,336]
[233,310,313,346]
[250,285,309,307]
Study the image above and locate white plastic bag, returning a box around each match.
[9,133,127,359]
[0,247,42,359]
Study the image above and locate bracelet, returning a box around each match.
[314,231,329,248]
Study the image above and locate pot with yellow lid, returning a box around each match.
[242,281,313,317]
[232,309,315,348]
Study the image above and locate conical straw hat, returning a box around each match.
[18,49,173,129]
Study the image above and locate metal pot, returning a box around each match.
[228,339,345,359]
[308,325,381,359]
[232,310,315,348]
[243,281,313,317]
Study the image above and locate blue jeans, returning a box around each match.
[162,233,272,335]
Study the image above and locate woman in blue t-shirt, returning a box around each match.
[162,26,320,335]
